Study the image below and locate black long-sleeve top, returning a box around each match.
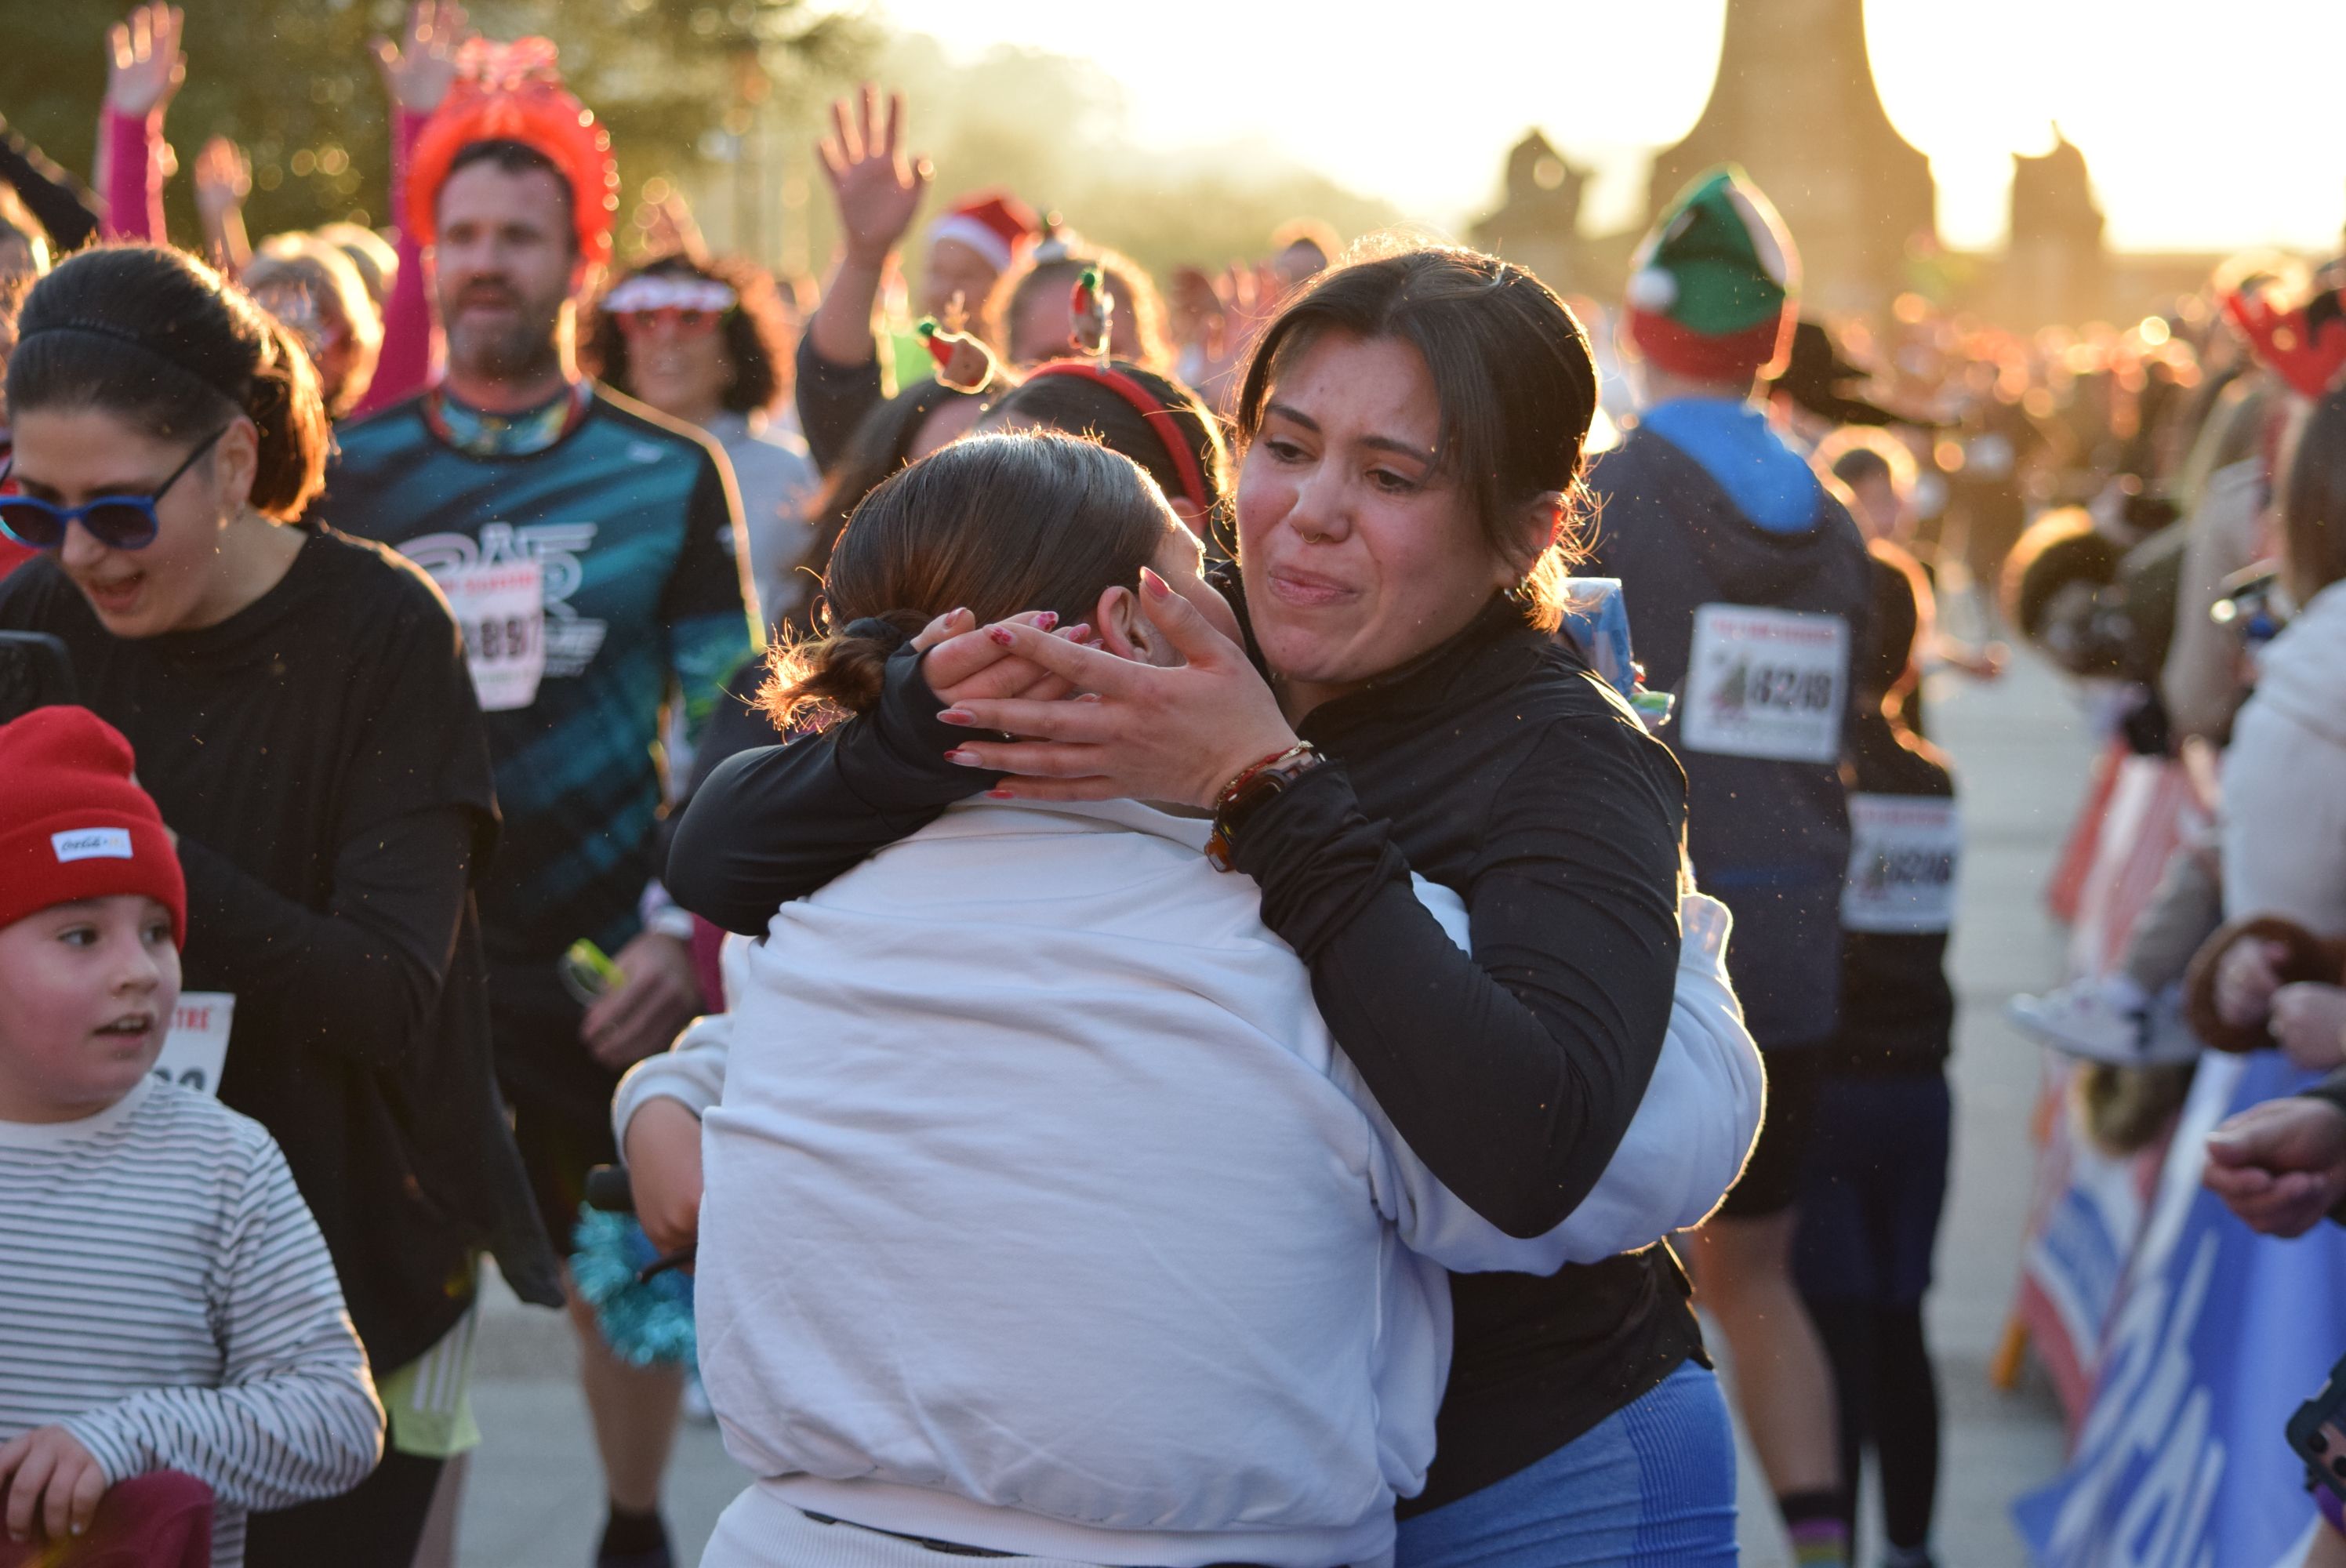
[0,531,562,1369]
[793,333,887,474]
[667,584,1704,1508]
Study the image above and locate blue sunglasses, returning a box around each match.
[0,426,230,553]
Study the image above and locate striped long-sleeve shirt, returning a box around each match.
[0,1076,384,1567]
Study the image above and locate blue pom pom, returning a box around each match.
[572,1208,698,1368]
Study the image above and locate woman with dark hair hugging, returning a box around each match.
[671,246,1751,1566]
[648,428,1757,1568]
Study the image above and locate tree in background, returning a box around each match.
[0,0,866,242]
[759,32,1401,293]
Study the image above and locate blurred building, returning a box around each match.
[1469,132,1589,296]
[1996,129,2106,331]
[1473,0,2243,329]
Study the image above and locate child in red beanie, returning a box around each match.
[0,706,383,1566]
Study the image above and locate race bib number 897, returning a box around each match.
[439,560,546,713]
[1680,604,1848,764]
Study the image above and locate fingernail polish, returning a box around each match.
[1139,566,1170,597]
[988,627,1015,646]
[945,750,982,766]
[986,788,1015,799]
[1034,610,1058,630]
[936,709,975,726]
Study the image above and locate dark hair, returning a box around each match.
[1858,539,1928,704]
[762,430,1172,725]
[445,140,576,250]
[1832,446,1893,489]
[584,250,790,416]
[985,248,1169,369]
[2283,386,2346,604]
[786,379,986,635]
[2001,507,2123,639]
[1234,245,1598,629]
[7,245,329,520]
[981,359,1229,527]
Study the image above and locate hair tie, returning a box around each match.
[841,615,912,654]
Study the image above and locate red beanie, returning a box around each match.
[0,706,186,945]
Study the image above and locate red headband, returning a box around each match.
[409,38,620,265]
[1019,361,1211,517]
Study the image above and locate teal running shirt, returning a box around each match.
[316,383,754,971]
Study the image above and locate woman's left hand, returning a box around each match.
[935,568,1299,808]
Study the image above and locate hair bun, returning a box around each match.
[757,608,928,728]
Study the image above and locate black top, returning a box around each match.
[0,530,562,1369]
[665,583,1704,1510]
[793,334,887,474]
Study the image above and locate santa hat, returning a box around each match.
[0,706,185,945]
[409,38,622,265]
[1623,165,1799,384]
[927,191,1040,274]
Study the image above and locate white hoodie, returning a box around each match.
[2224,579,2346,934]
[672,797,1759,1567]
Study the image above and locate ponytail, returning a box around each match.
[758,609,928,728]
[242,314,330,518]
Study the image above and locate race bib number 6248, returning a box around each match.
[1679,604,1849,764]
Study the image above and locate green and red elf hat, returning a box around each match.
[1622,165,1799,384]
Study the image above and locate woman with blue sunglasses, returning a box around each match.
[0,242,558,1566]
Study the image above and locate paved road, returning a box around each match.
[453,654,2090,1568]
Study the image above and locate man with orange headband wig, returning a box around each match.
[314,38,754,1568]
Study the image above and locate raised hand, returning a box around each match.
[192,136,249,223]
[816,85,930,267]
[640,191,706,261]
[105,3,185,118]
[371,0,471,115]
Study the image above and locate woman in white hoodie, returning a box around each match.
[649,430,1760,1568]
[2213,385,2346,1062]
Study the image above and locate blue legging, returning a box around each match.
[1394,1361,1739,1567]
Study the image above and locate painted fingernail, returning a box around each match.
[945,750,983,766]
[986,788,1015,799]
[936,708,975,726]
[1034,610,1058,630]
[1058,622,1092,641]
[987,627,1015,646]
[1139,566,1170,598]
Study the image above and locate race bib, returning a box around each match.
[1841,794,1961,933]
[438,560,546,713]
[1680,604,1848,764]
[154,992,234,1098]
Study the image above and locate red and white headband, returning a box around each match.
[602,275,737,315]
